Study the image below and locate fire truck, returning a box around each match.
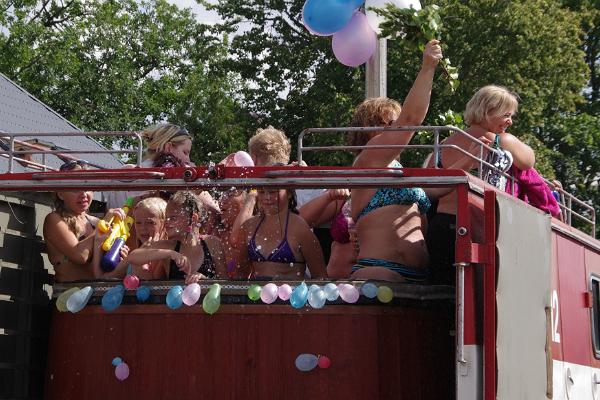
[0,125,597,400]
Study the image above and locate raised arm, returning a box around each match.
[299,189,348,228]
[204,235,227,278]
[354,40,442,168]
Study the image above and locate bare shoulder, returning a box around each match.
[44,211,62,226]
[203,235,223,250]
[289,213,314,235]
[43,212,68,237]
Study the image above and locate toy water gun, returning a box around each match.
[98,198,135,272]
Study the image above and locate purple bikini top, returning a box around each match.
[247,211,297,264]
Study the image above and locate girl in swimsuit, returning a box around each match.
[91,197,167,280]
[349,40,443,283]
[127,191,226,283]
[237,188,327,280]
[43,160,126,282]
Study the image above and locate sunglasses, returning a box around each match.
[169,128,191,141]
[59,160,89,171]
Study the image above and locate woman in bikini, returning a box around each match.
[425,85,535,284]
[126,191,226,283]
[237,188,327,280]
[349,40,443,283]
[43,160,125,282]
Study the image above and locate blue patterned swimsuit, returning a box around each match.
[353,160,431,282]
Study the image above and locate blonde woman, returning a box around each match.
[426,85,535,284]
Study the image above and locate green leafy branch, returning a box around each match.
[374,4,459,93]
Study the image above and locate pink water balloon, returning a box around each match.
[278,284,293,301]
[115,362,130,381]
[260,283,279,304]
[182,283,201,306]
[123,274,140,290]
[332,12,377,67]
[338,283,360,303]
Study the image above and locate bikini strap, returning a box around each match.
[283,210,290,239]
[251,215,265,243]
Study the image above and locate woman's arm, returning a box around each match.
[299,189,348,227]
[500,133,535,170]
[354,40,442,169]
[43,213,95,264]
[204,235,227,278]
[234,220,253,279]
[230,190,257,246]
[297,222,327,279]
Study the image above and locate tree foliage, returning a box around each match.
[0,0,249,163]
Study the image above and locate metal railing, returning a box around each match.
[298,125,596,236]
[0,131,144,172]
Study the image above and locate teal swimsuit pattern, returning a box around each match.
[358,187,431,219]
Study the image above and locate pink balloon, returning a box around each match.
[115,362,130,381]
[182,283,201,306]
[332,12,377,67]
[278,284,293,301]
[338,283,360,303]
[233,151,254,167]
[260,283,279,304]
[123,274,140,290]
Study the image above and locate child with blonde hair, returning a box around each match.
[127,191,226,282]
[92,197,167,280]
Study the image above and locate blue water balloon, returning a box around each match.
[295,353,319,372]
[111,357,123,366]
[361,282,378,299]
[136,286,151,303]
[303,0,356,36]
[166,285,184,310]
[101,285,125,312]
[308,287,327,309]
[66,286,94,313]
[323,283,339,301]
[290,282,309,309]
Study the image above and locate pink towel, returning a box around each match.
[506,167,561,218]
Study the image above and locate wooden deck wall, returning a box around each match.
[45,304,454,400]
[0,193,53,399]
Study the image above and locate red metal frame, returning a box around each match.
[483,190,497,400]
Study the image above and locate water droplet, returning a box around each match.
[256,245,262,250]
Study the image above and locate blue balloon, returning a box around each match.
[303,0,355,36]
[290,282,309,309]
[361,282,378,299]
[112,357,122,366]
[166,286,183,310]
[136,286,151,303]
[308,288,327,309]
[101,285,124,312]
[66,286,94,313]
[323,283,339,301]
[295,353,318,372]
